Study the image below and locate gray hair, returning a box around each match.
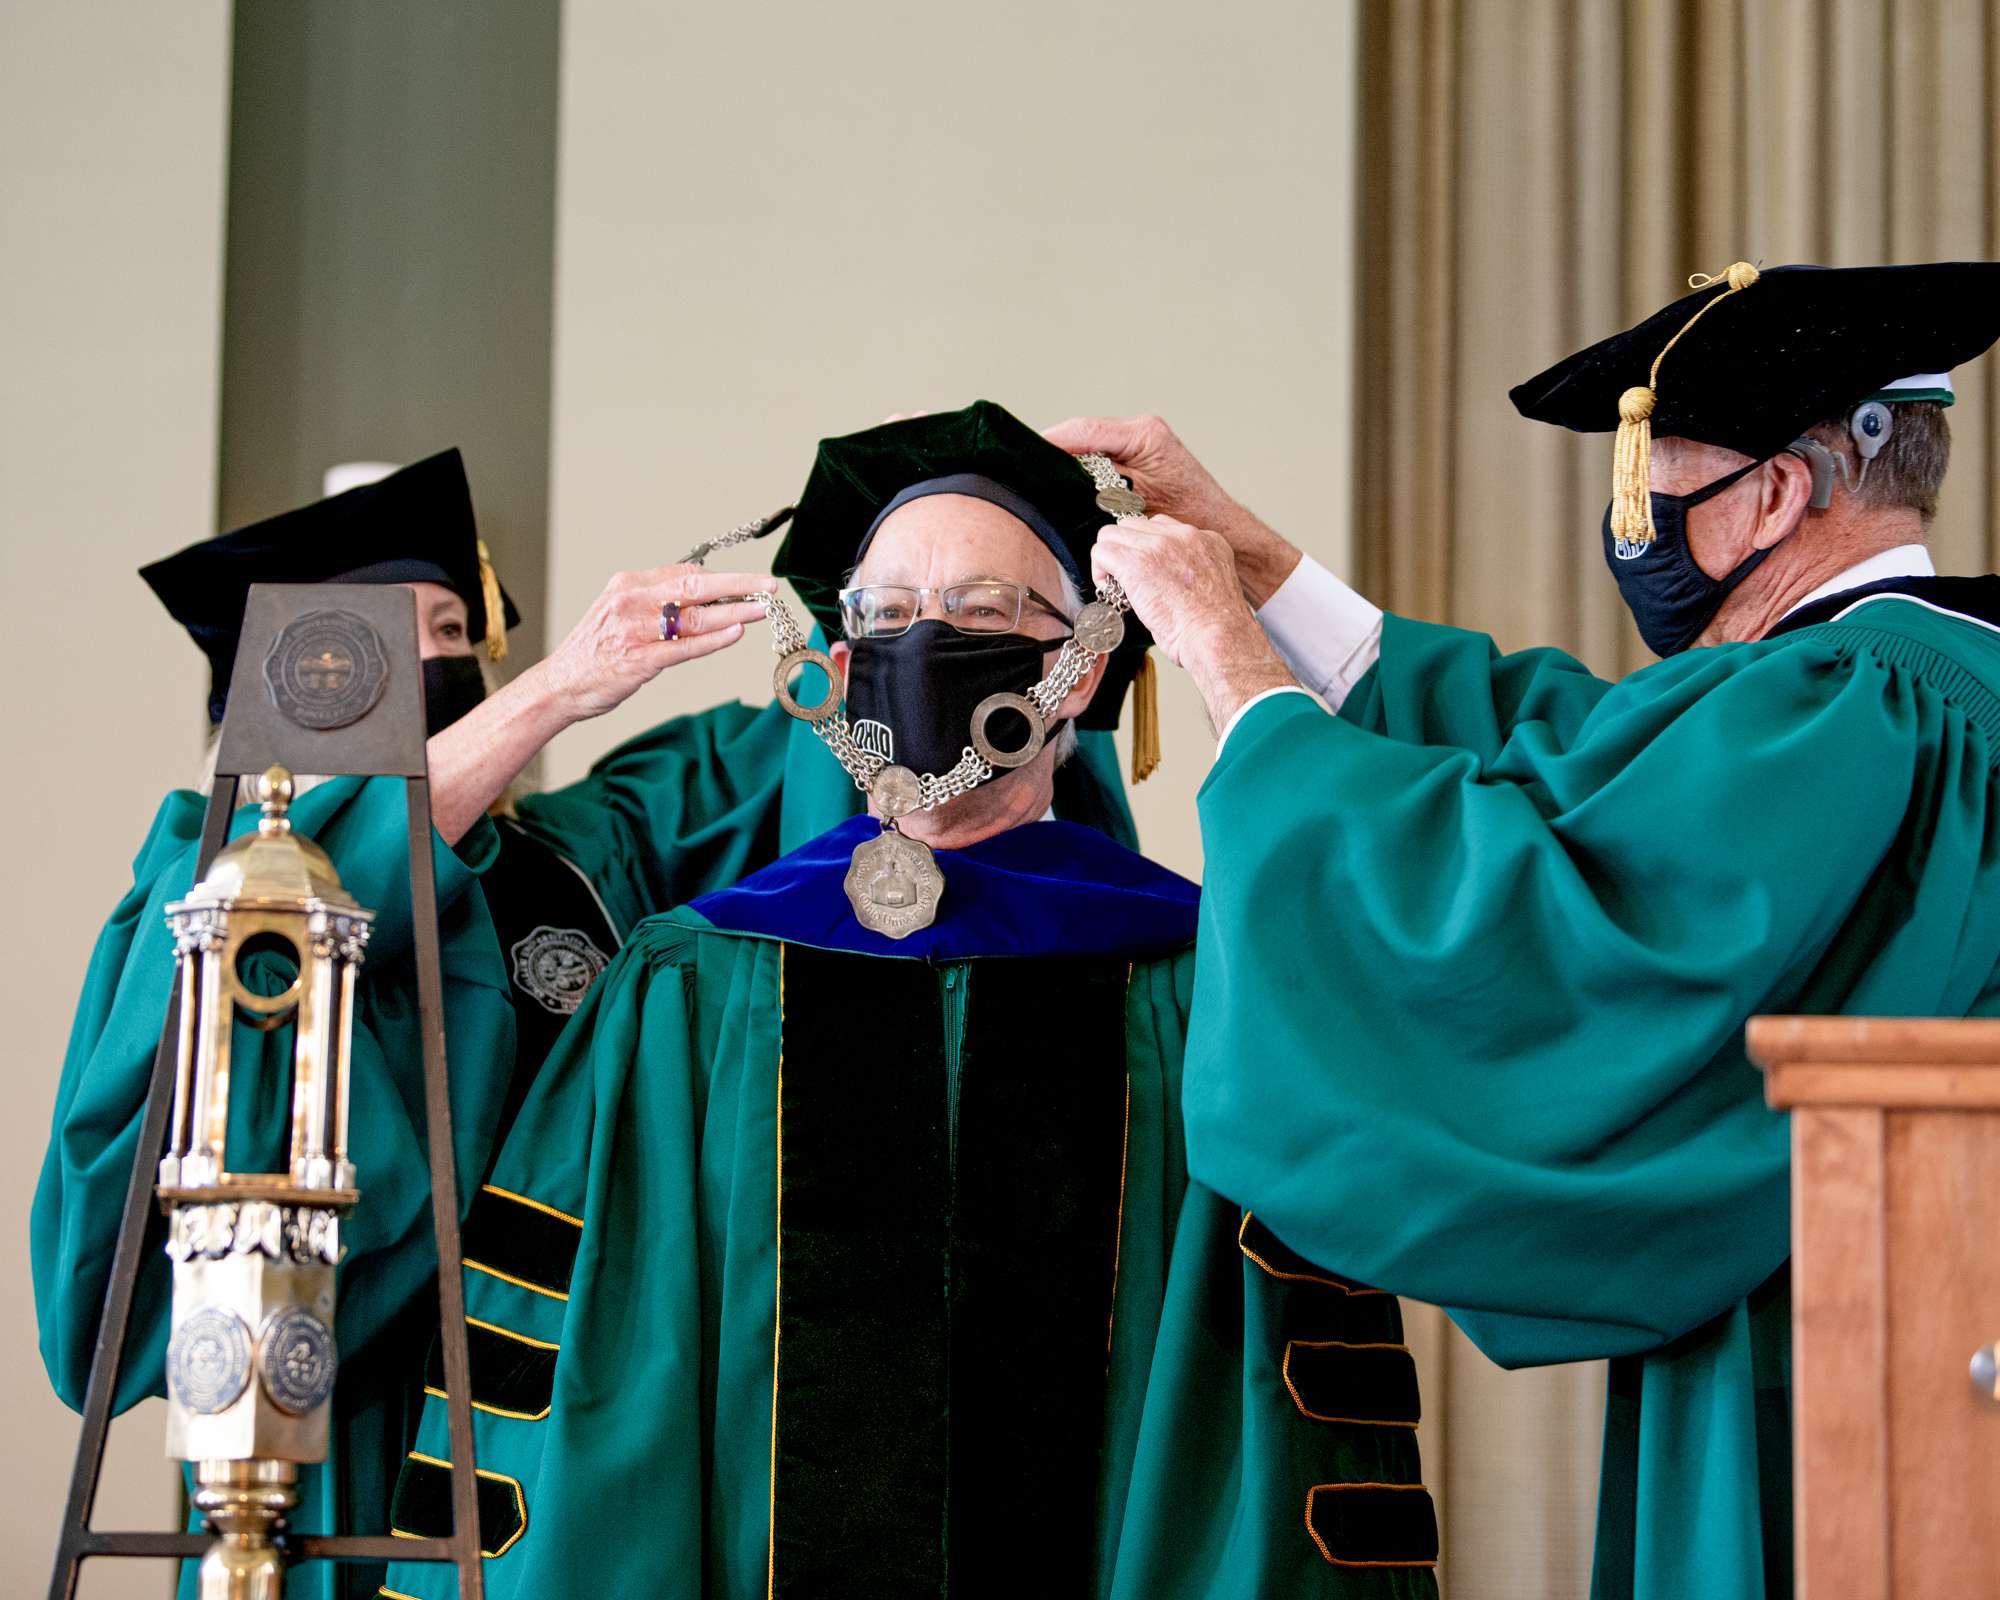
[1804,400,1952,527]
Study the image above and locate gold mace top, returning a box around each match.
[170,766,371,921]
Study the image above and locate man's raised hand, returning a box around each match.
[1043,414,1302,605]
[1091,514,1298,737]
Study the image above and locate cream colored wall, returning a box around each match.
[0,4,233,1593]
[542,0,1359,883]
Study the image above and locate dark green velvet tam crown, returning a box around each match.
[775,401,1152,733]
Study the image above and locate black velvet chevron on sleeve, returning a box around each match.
[1306,1483,1441,1568]
[389,1454,529,1559]
[1284,1340,1422,1428]
[423,1319,559,1421]
[460,1184,582,1300]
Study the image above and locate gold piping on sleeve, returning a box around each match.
[1106,1067,1131,1358]
[378,1589,421,1600]
[767,943,786,1600]
[1303,1482,1438,1569]
[391,1450,529,1558]
[461,1259,569,1301]
[420,1384,548,1423]
[479,1182,583,1228]
[463,1312,558,1350]
[1237,1211,1385,1296]
[1281,1340,1420,1428]
[1106,961,1135,1358]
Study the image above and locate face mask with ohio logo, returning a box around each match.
[842,620,1066,778]
[1601,458,1769,656]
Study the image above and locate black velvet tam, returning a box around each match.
[140,448,519,721]
[775,401,1151,732]
[1511,262,2000,461]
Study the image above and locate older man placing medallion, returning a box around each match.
[1058,261,2000,1600]
[380,403,1440,1600]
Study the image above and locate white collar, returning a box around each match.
[1782,544,1935,618]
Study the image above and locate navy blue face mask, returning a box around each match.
[1602,459,1767,656]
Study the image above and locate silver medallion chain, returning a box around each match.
[683,453,1146,938]
[721,452,1143,816]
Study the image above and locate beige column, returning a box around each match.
[0,3,233,1593]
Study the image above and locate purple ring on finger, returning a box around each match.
[659,601,682,642]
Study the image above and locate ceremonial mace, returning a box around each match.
[154,763,368,1595]
[50,585,486,1600]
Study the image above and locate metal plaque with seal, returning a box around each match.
[167,1304,253,1415]
[261,608,391,730]
[256,1306,338,1416]
[844,829,945,939]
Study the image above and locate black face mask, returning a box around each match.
[422,654,487,738]
[843,621,1066,778]
[1602,459,1768,657]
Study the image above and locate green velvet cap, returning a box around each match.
[775,401,1152,733]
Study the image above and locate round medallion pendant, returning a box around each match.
[257,1306,338,1416]
[167,1304,253,1415]
[843,830,945,940]
[262,609,391,730]
[1095,485,1147,519]
[510,925,611,1015]
[869,764,923,819]
[1071,601,1127,655]
[773,648,841,722]
[971,692,1045,769]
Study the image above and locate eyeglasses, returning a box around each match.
[838,580,1073,639]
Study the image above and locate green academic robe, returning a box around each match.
[380,818,1438,1600]
[34,692,1137,1600]
[1182,596,2000,1600]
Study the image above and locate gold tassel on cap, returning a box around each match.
[477,538,508,662]
[1129,651,1160,783]
[1609,260,1760,554]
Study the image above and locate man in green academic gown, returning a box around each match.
[1054,261,2000,1600]
[381,403,1440,1600]
[34,448,1143,1599]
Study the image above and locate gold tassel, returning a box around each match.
[1129,651,1160,783]
[1609,260,1761,553]
[477,538,508,662]
[1610,385,1658,551]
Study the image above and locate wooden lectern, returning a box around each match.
[1750,1016,2000,1598]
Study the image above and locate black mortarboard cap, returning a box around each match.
[142,448,519,722]
[1510,261,2000,549]
[775,401,1154,739]
[1512,261,2000,456]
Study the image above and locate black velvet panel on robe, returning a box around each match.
[773,947,1131,1599]
[479,819,622,1149]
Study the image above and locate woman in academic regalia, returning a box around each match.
[29,447,1134,1600]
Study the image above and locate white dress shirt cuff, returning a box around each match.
[1216,685,1318,757]
[1256,554,1384,710]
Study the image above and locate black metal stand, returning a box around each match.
[48,585,485,1599]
